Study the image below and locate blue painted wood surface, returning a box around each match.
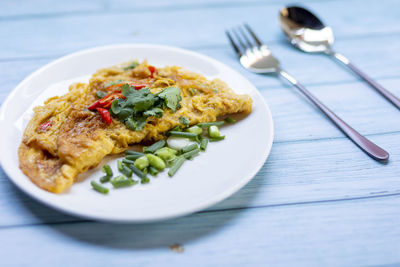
[1,0,400,266]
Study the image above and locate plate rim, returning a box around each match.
[0,43,274,223]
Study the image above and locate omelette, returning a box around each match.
[19,60,253,193]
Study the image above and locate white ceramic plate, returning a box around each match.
[0,44,273,222]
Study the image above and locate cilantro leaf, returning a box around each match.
[179,116,190,127]
[144,107,164,118]
[125,116,147,131]
[157,87,182,112]
[108,84,182,132]
[133,116,147,131]
[121,84,132,97]
[125,88,155,111]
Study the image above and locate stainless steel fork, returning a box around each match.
[226,24,389,161]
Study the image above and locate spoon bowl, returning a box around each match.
[280,5,400,110]
[280,6,334,53]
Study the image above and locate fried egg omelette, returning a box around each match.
[19,60,253,193]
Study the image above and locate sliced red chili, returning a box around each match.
[88,99,101,111]
[98,92,125,108]
[38,120,52,131]
[96,107,112,124]
[148,66,156,78]
[105,82,147,91]
[131,83,147,90]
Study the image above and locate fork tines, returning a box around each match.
[226,24,265,58]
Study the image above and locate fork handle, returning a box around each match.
[329,51,400,110]
[279,69,389,161]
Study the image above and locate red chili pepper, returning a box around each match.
[39,120,52,131]
[105,82,147,91]
[131,83,147,90]
[98,92,125,108]
[88,99,101,111]
[96,108,112,124]
[148,66,156,78]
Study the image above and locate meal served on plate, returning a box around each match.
[19,60,253,193]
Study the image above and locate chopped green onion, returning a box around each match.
[181,148,200,159]
[125,150,145,156]
[110,175,136,188]
[134,156,149,170]
[102,164,113,177]
[143,140,166,154]
[200,138,209,151]
[146,154,166,170]
[186,125,202,135]
[210,136,226,142]
[171,125,183,131]
[224,117,236,123]
[155,148,177,163]
[141,177,150,184]
[91,181,109,194]
[100,175,112,183]
[122,166,133,177]
[122,159,135,165]
[127,164,148,180]
[208,125,221,138]
[181,143,198,153]
[167,131,199,140]
[197,121,225,127]
[118,160,132,177]
[148,166,159,176]
[125,154,143,161]
[117,160,123,172]
[168,156,186,177]
[96,91,107,99]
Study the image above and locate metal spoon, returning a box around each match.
[280,6,400,110]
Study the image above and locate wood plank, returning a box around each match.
[1,195,400,266]
[0,0,104,17]
[0,0,399,59]
[1,132,399,227]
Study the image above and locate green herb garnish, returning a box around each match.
[179,116,190,127]
[157,87,182,112]
[123,60,139,71]
[110,84,182,131]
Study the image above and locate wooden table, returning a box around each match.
[1,0,400,266]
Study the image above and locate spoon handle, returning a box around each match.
[329,51,400,110]
[279,69,389,161]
